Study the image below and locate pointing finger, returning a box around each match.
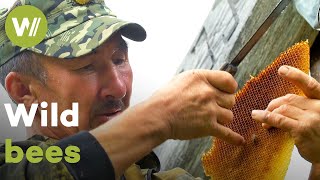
[212,124,246,146]
[266,94,319,112]
[278,66,320,99]
[252,110,298,131]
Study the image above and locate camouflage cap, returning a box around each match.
[0,0,146,66]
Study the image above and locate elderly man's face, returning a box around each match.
[31,33,132,135]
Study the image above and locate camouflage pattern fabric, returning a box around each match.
[0,135,74,180]
[0,0,146,67]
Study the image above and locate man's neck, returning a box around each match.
[26,126,65,140]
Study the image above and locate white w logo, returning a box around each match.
[11,17,42,37]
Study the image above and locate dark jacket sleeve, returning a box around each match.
[0,131,115,180]
[56,131,115,180]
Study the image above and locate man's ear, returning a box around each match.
[5,72,36,105]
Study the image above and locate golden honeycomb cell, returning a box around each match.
[202,41,310,180]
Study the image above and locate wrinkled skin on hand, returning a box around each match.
[252,65,320,163]
[150,70,245,145]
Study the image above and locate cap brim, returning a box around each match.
[120,23,146,42]
[28,16,146,59]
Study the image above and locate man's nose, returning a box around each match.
[100,66,127,99]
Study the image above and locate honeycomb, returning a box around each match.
[202,41,310,180]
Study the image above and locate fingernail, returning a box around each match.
[251,110,261,117]
[262,122,273,130]
[278,66,289,76]
[241,138,246,145]
[262,123,268,129]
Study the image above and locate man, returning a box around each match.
[0,0,245,179]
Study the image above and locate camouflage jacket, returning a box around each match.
[0,132,200,180]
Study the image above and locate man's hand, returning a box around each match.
[91,70,245,178]
[252,65,320,163]
[149,70,245,145]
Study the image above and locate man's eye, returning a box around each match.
[112,49,128,66]
[113,58,127,65]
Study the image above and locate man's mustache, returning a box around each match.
[93,99,126,114]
